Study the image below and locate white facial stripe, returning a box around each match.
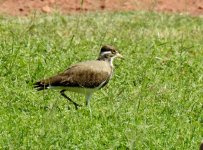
[101,51,112,56]
[110,56,116,67]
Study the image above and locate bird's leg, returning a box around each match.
[85,93,92,117]
[60,90,82,110]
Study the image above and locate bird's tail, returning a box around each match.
[33,81,49,91]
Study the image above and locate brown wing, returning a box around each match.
[34,61,112,90]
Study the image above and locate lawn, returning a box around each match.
[0,11,203,149]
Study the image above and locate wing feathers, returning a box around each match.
[34,61,112,90]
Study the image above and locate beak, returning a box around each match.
[116,53,124,59]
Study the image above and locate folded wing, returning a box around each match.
[34,61,112,91]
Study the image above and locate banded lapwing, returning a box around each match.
[34,45,123,110]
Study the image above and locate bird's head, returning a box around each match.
[98,45,123,61]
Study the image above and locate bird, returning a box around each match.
[34,45,123,111]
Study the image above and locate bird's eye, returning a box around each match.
[111,49,116,54]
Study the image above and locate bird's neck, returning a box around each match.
[97,56,115,67]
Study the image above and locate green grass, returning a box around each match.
[0,11,203,149]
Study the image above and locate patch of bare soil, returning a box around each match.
[0,0,203,16]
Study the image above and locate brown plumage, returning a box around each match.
[34,45,123,110]
[200,141,203,150]
[34,61,112,91]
